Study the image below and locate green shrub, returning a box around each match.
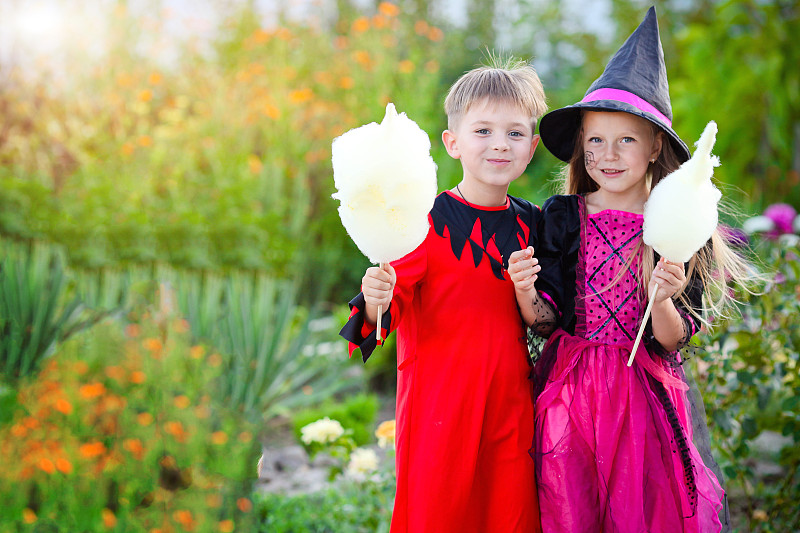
[693,236,800,530]
[292,393,380,449]
[255,477,394,533]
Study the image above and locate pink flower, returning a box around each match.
[764,203,797,236]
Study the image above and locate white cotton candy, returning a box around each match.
[643,121,721,263]
[331,103,438,264]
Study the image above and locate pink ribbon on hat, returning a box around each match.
[582,88,672,127]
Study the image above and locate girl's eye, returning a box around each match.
[587,136,602,143]
[476,128,490,135]
[621,136,636,143]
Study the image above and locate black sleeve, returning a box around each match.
[535,195,582,335]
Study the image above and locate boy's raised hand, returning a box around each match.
[362,264,396,325]
[507,246,541,293]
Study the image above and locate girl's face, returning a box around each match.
[581,111,662,202]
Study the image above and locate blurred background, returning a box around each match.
[0,0,797,531]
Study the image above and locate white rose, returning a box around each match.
[300,417,345,445]
[345,447,379,480]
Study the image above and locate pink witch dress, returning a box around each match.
[531,195,729,533]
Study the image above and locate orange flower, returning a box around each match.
[55,398,73,415]
[288,88,313,104]
[352,17,370,33]
[102,508,117,528]
[138,89,153,103]
[38,458,56,474]
[79,383,106,399]
[333,36,348,50]
[251,28,270,44]
[137,412,153,426]
[56,457,73,474]
[189,345,205,359]
[148,72,163,85]
[218,519,235,533]
[379,2,400,17]
[22,508,37,524]
[173,510,196,531]
[137,135,153,147]
[131,371,146,384]
[23,417,40,430]
[353,50,372,68]
[236,498,252,513]
[121,142,135,156]
[399,60,415,74]
[428,26,444,42]
[11,424,27,438]
[425,60,440,73]
[123,438,144,460]
[125,323,141,338]
[208,353,223,368]
[414,20,429,35]
[261,104,280,120]
[74,361,89,375]
[211,431,228,445]
[80,441,107,458]
[165,421,188,442]
[338,77,354,90]
[238,431,253,443]
[105,366,126,381]
[173,395,191,409]
[375,419,396,448]
[143,338,162,352]
[372,14,387,29]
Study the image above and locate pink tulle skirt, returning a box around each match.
[533,330,725,533]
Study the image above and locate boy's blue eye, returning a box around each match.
[509,131,524,137]
[476,128,490,134]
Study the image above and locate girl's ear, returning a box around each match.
[650,131,664,162]
[442,130,461,159]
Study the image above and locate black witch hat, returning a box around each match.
[539,6,690,163]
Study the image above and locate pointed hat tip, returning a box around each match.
[382,102,398,124]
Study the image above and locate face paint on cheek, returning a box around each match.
[585,151,596,170]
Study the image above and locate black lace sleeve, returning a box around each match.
[533,195,582,337]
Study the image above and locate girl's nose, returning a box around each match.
[603,144,620,161]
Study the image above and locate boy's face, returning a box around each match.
[442,98,539,193]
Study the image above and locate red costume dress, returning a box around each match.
[341,191,541,533]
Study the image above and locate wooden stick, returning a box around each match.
[376,262,385,343]
[628,285,659,367]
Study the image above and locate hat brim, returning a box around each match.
[539,100,691,163]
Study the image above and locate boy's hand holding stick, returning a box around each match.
[331,104,438,342]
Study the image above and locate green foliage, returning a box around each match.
[292,393,380,449]
[693,236,800,530]
[672,0,800,209]
[255,477,395,533]
[0,309,260,531]
[171,272,362,423]
[0,240,108,380]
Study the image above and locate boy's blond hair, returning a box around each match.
[444,57,547,131]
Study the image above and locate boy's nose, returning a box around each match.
[492,137,510,151]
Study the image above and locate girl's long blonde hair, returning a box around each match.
[561,111,758,324]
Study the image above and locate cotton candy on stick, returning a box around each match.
[627,121,721,366]
[332,103,437,342]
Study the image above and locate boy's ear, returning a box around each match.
[442,130,461,159]
[528,134,540,162]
